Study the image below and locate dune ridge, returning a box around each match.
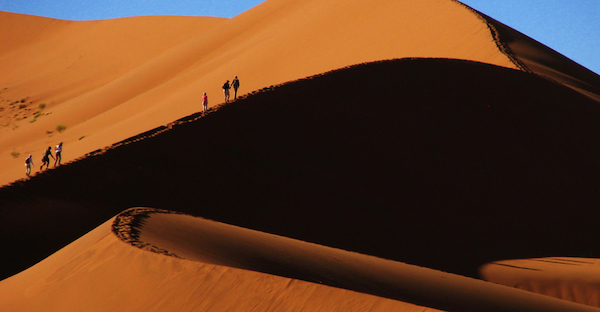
[4,207,600,311]
[451,1,529,72]
[0,0,569,187]
[0,210,446,312]
[2,58,600,281]
[133,208,600,312]
[111,207,184,258]
[2,0,600,310]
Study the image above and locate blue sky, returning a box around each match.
[0,0,598,75]
[0,0,264,20]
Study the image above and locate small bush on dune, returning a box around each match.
[56,124,67,133]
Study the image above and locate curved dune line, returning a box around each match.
[112,207,600,312]
[111,207,183,258]
[0,212,445,312]
[451,1,530,72]
[457,4,600,100]
[2,57,600,281]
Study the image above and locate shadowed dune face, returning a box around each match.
[2,58,600,281]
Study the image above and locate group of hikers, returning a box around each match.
[23,76,241,176]
[25,142,62,176]
[202,76,240,113]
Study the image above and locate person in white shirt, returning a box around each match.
[54,142,63,167]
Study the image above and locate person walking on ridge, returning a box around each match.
[25,154,34,176]
[202,92,208,113]
[232,76,240,100]
[40,146,54,170]
[54,142,63,167]
[222,80,231,103]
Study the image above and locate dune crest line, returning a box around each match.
[452,0,530,72]
[112,207,184,258]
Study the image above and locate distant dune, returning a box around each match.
[2,0,600,311]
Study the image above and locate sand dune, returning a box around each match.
[481,258,600,308]
[2,207,600,312]
[2,0,600,310]
[2,58,600,280]
[3,0,596,186]
[0,209,444,312]
[476,13,600,101]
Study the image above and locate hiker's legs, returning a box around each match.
[234,88,238,99]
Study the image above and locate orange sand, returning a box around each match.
[2,208,600,312]
[0,0,526,186]
[2,0,600,311]
[481,258,600,308]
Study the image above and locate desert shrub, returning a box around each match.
[10,151,20,158]
[56,124,67,133]
[39,103,46,110]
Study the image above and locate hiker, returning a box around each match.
[54,142,63,167]
[40,146,54,170]
[222,80,231,103]
[25,154,34,176]
[232,76,240,100]
[202,92,208,113]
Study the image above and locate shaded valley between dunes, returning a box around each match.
[2,58,600,283]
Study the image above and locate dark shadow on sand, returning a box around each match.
[1,58,600,280]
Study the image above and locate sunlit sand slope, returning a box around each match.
[0,0,527,186]
[481,258,600,308]
[2,207,599,312]
[2,59,599,281]
[0,12,227,184]
[0,210,444,312]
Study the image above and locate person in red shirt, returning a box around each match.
[202,92,208,113]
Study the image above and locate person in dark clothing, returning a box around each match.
[222,80,231,103]
[232,76,240,100]
[40,146,54,170]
